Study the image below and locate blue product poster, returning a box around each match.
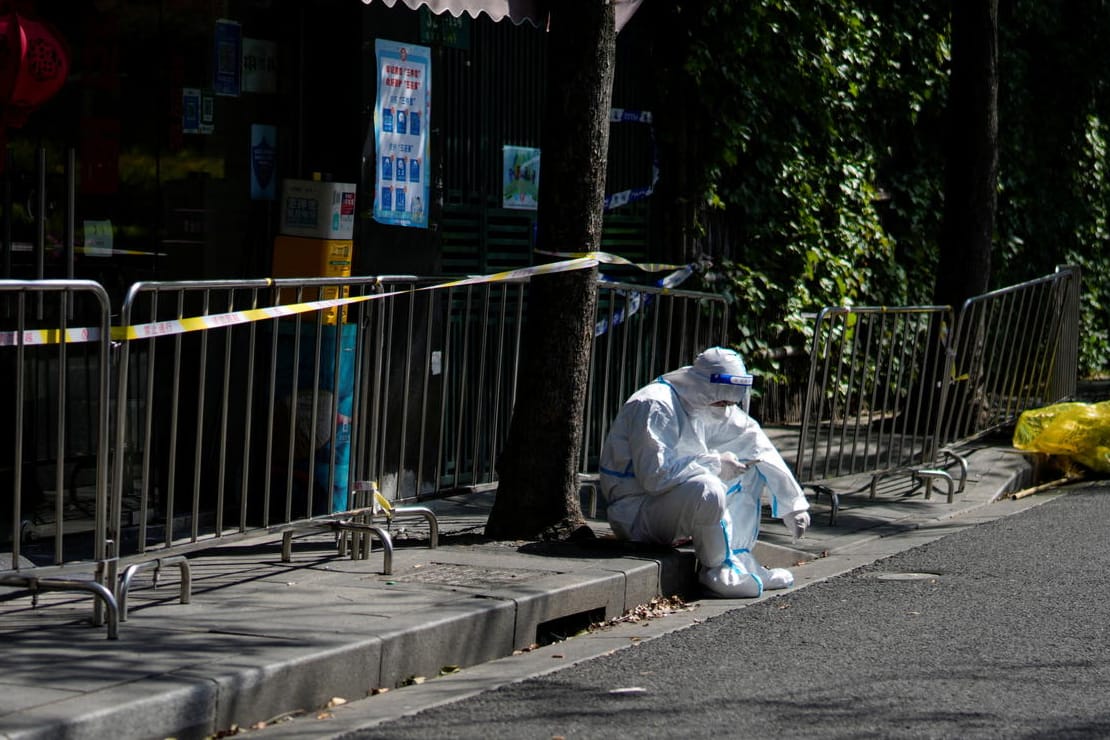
[381,155,393,181]
[381,186,392,211]
[396,109,407,135]
[410,111,421,136]
[396,157,406,182]
[409,158,420,183]
[382,107,394,133]
[395,187,406,212]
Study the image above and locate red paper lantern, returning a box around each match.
[0,11,70,128]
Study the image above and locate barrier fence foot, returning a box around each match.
[117,556,192,621]
[333,521,394,574]
[917,469,956,503]
[0,574,120,639]
[391,506,439,549]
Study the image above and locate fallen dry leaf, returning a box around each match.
[587,595,694,632]
[326,697,347,708]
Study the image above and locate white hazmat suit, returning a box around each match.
[599,347,811,598]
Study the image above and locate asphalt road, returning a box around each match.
[345,481,1110,740]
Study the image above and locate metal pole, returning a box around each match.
[36,147,45,318]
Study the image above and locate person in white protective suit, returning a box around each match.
[599,347,811,598]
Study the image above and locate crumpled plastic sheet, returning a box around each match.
[1013,400,1110,473]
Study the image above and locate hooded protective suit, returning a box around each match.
[599,347,810,598]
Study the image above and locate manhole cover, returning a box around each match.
[867,572,941,581]
[388,561,552,588]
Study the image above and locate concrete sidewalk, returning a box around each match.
[0,443,1038,740]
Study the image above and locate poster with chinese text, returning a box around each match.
[374,39,430,228]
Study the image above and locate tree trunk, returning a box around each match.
[485,0,616,541]
[934,0,998,310]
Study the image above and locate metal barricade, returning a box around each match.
[1,280,118,638]
[109,276,411,620]
[579,281,730,513]
[354,277,526,502]
[796,305,957,523]
[940,266,1081,446]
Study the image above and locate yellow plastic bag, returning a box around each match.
[1013,400,1110,473]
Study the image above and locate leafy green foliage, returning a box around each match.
[995,0,1110,378]
[648,0,1110,379]
[650,1,949,382]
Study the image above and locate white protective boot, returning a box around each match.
[732,548,795,590]
[698,562,764,598]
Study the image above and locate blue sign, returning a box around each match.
[373,40,431,229]
[214,19,242,97]
[250,124,277,200]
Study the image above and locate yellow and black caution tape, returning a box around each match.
[3,253,677,347]
[109,292,378,341]
[0,326,104,347]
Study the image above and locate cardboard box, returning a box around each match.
[279,179,357,239]
[272,235,353,324]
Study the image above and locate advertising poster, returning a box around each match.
[373,39,430,229]
[502,145,540,210]
[214,19,242,96]
[250,124,277,200]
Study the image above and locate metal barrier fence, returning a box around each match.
[354,276,527,501]
[796,266,1081,523]
[107,275,431,627]
[939,265,1081,446]
[1,264,1081,635]
[795,305,956,522]
[1,279,119,637]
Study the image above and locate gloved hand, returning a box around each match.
[718,451,749,480]
[783,510,810,540]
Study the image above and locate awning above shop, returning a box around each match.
[360,0,643,31]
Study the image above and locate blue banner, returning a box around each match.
[373,40,431,229]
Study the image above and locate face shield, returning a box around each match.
[709,371,753,414]
[662,347,754,414]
